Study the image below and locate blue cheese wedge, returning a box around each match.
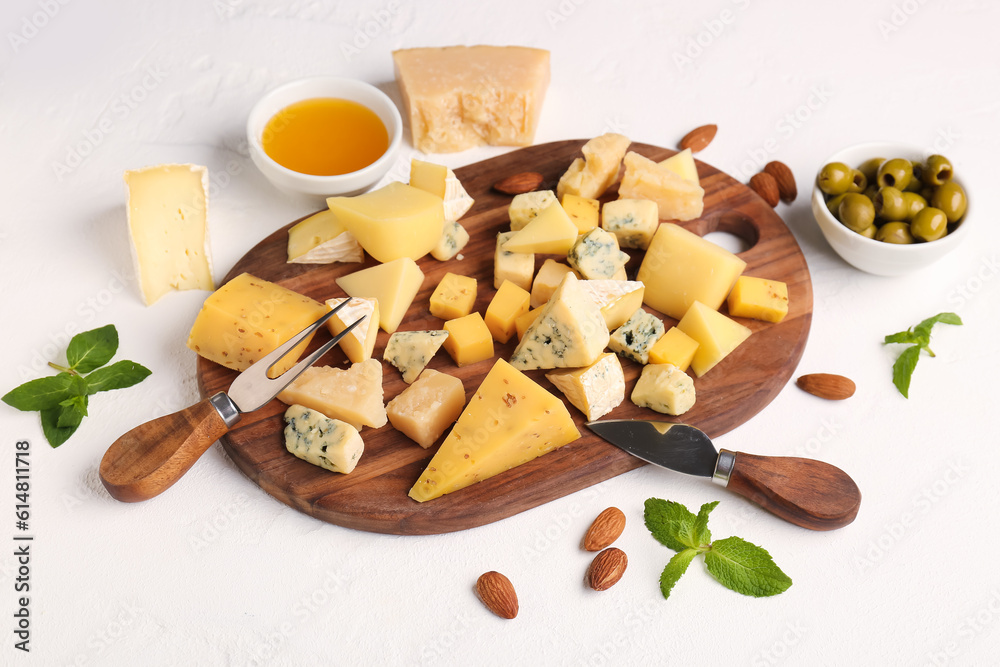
[431,220,470,261]
[546,352,625,421]
[631,364,696,416]
[283,404,365,474]
[601,198,659,250]
[383,330,449,383]
[609,309,665,365]
[567,228,629,280]
[494,230,535,291]
[509,190,557,231]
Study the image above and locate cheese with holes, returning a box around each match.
[561,194,600,233]
[660,148,699,184]
[124,164,214,305]
[431,220,470,261]
[556,133,631,199]
[336,258,425,333]
[325,297,379,363]
[727,276,789,323]
[286,209,364,264]
[509,190,557,231]
[578,280,645,330]
[567,228,629,280]
[619,151,704,221]
[648,326,700,372]
[430,272,477,321]
[443,313,494,367]
[277,359,387,430]
[494,231,534,291]
[502,202,578,255]
[386,369,467,448]
[546,352,625,421]
[609,309,665,365]
[408,359,580,502]
[283,405,364,474]
[326,182,443,263]
[677,301,752,377]
[631,364,696,416]
[186,273,326,376]
[485,280,531,344]
[511,272,609,370]
[530,259,578,309]
[637,223,746,319]
[393,46,550,154]
[409,158,474,221]
[602,198,659,250]
[384,330,449,384]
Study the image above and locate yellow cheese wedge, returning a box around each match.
[429,272,477,321]
[659,148,699,184]
[393,46,550,154]
[546,352,625,421]
[186,272,326,376]
[676,301,752,377]
[727,276,789,323]
[326,182,444,263]
[560,194,600,233]
[408,359,580,502]
[509,190,557,231]
[335,258,425,334]
[502,202,578,255]
[619,151,704,221]
[124,164,213,305]
[386,369,467,449]
[647,326,700,372]
[578,280,645,330]
[286,209,364,264]
[637,223,747,320]
[494,230,535,291]
[277,359,387,430]
[325,297,379,363]
[556,133,631,200]
[442,313,494,367]
[484,280,531,344]
[530,259,578,309]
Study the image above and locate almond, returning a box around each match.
[476,571,518,619]
[796,373,856,400]
[764,161,797,203]
[749,172,780,208]
[587,547,628,591]
[679,124,717,153]
[583,507,626,551]
[493,171,544,195]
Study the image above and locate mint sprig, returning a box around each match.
[644,498,792,599]
[883,312,962,398]
[2,325,150,447]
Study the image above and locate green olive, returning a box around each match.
[877,158,913,190]
[920,186,935,201]
[857,157,886,184]
[858,223,877,239]
[873,186,907,221]
[900,192,927,221]
[826,193,848,219]
[903,167,924,192]
[818,162,854,196]
[863,184,879,200]
[848,169,868,193]
[875,221,915,244]
[930,181,967,223]
[838,193,876,233]
[922,155,954,186]
[910,207,949,242]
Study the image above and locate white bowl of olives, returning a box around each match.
[811,142,970,276]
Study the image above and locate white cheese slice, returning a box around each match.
[283,404,364,474]
[325,297,379,363]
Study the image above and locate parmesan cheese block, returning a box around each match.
[324,297,379,363]
[124,164,213,305]
[335,258,425,334]
[283,405,364,474]
[384,330,449,384]
[494,231,534,291]
[556,133,631,200]
[578,280,645,330]
[277,360,387,430]
[631,364,696,416]
[676,301,752,377]
[619,151,704,221]
[393,46,551,153]
[286,209,364,264]
[386,369,467,449]
[546,352,625,421]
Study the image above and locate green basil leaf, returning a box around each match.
[660,548,698,600]
[703,536,792,597]
[2,373,76,411]
[892,345,921,398]
[84,360,151,394]
[644,498,699,552]
[40,406,80,448]
[693,501,719,546]
[67,324,118,373]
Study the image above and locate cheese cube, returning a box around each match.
[409,158,474,221]
[485,280,531,344]
[393,46,550,153]
[648,327,700,372]
[336,258,425,333]
[677,301,752,377]
[561,194,600,233]
[431,220,470,261]
[386,369,467,448]
[384,330,449,384]
[556,133,631,199]
[286,209,364,264]
[326,182,444,263]
[325,297,379,363]
[283,405,364,474]
[186,273,326,376]
[443,313,494,367]
[659,148,699,184]
[567,228,629,280]
[619,151,704,221]
[578,280,645,330]
[277,360,387,430]
[727,276,789,323]
[602,198,659,250]
[494,231,535,291]
[502,202,578,255]
[608,309,665,365]
[124,164,214,305]
[546,352,625,421]
[637,223,746,320]
[631,364,696,416]
[530,259,578,309]
[509,190,557,231]
[429,272,477,321]
[514,307,544,341]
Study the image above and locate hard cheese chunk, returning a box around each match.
[431,220,470,261]
[386,369,467,448]
[608,309,665,365]
[648,326,700,372]
[429,272,477,321]
[556,133,631,199]
[494,231,534,291]
[384,330,449,384]
[124,164,213,305]
[326,182,443,263]
[283,405,364,474]
[619,151,704,221]
[677,301,752,377]
[511,272,609,370]
[578,280,645,330]
[277,360,387,430]
[567,228,629,280]
[561,194,600,233]
[509,190,557,231]
[325,297,379,363]
[546,352,625,421]
[443,313,494,367]
[530,259,578,309]
[485,280,531,344]
[408,359,580,502]
[631,364,696,416]
[393,46,550,153]
[660,148,699,184]
[409,158,474,221]
[637,223,747,320]
[727,276,789,323]
[186,273,326,376]
[502,202,578,255]
[286,209,364,264]
[602,198,659,250]
[336,258,425,333]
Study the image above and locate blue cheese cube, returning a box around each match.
[602,198,659,249]
[567,228,629,280]
[431,221,470,261]
[609,308,665,364]
[383,330,449,384]
[283,405,365,474]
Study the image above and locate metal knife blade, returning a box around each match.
[586,420,720,478]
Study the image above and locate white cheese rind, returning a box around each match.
[290,230,364,264]
[283,404,364,474]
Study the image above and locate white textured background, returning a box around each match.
[2,0,999,665]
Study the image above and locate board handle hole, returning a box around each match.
[693,211,759,254]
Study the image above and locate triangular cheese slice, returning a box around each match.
[409,159,475,221]
[546,352,625,421]
[501,202,578,255]
[677,301,752,377]
[287,209,364,264]
[510,272,609,370]
[325,297,379,363]
[335,258,425,334]
[659,148,699,184]
[408,359,580,502]
[578,280,645,330]
[383,330,449,383]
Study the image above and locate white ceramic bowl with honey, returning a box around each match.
[247,77,402,196]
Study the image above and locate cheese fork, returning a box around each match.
[100,302,365,503]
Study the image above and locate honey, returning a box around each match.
[262,98,389,176]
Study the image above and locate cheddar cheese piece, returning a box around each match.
[647,327,700,372]
[335,258,425,334]
[443,313,494,367]
[386,369,467,449]
[676,301,752,377]
[727,276,789,323]
[429,273,477,321]
[484,280,531,344]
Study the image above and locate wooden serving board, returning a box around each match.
[196,140,812,535]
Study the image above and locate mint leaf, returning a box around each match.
[883,330,921,346]
[703,536,792,597]
[644,498,699,551]
[693,501,719,546]
[67,324,118,373]
[891,345,921,399]
[913,312,962,340]
[660,548,698,599]
[84,360,152,394]
[40,406,80,448]
[56,395,88,428]
[2,373,76,411]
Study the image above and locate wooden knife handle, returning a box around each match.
[725,452,861,531]
[100,398,232,502]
